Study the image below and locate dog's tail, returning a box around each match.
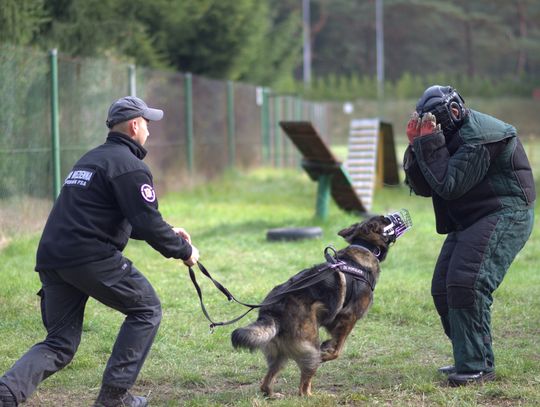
[231,316,278,351]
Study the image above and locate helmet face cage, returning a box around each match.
[431,103,459,134]
[416,86,467,134]
[382,209,413,242]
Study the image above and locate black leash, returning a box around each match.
[188,262,262,330]
[188,246,376,330]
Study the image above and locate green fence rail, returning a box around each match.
[0,45,340,237]
[2,45,538,238]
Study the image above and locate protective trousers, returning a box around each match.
[431,208,533,373]
[0,257,162,404]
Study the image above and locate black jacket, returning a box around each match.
[403,110,535,234]
[36,132,192,271]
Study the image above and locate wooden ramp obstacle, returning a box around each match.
[279,121,367,219]
[346,119,399,211]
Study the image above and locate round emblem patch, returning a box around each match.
[140,184,156,202]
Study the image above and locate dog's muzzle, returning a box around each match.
[383,209,413,242]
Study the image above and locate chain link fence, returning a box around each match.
[1,45,53,241]
[2,45,538,241]
[0,45,342,239]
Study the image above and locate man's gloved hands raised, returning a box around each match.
[406,112,441,144]
[420,112,441,137]
[406,111,421,144]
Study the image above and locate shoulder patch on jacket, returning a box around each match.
[140,184,156,202]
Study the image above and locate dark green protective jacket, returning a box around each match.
[403,109,536,234]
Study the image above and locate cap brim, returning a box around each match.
[143,108,164,122]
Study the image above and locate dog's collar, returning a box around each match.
[349,239,383,261]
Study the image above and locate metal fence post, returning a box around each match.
[128,64,136,96]
[295,96,303,120]
[226,80,235,167]
[49,49,61,200]
[184,73,194,174]
[261,88,270,164]
[273,95,281,167]
[284,96,292,166]
[294,97,304,167]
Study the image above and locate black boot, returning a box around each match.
[93,385,147,407]
[448,370,495,387]
[437,365,456,375]
[0,383,17,407]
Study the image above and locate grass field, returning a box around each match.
[0,167,539,406]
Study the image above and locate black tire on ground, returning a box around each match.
[266,227,323,241]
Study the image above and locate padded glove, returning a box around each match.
[420,112,441,137]
[406,111,420,144]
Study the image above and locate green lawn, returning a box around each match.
[1,168,539,406]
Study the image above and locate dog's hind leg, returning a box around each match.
[294,343,321,396]
[260,346,287,398]
[299,366,317,396]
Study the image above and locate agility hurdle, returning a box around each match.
[280,120,400,218]
[345,119,399,211]
[279,121,367,219]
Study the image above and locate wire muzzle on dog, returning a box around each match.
[383,208,413,243]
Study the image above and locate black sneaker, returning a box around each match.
[437,365,456,375]
[0,384,17,407]
[448,370,496,387]
[93,385,147,407]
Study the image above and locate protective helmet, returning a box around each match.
[415,85,468,134]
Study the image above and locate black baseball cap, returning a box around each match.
[106,96,163,128]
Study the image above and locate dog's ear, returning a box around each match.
[338,224,359,242]
[340,217,389,242]
[338,222,373,243]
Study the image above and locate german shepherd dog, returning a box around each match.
[231,216,394,397]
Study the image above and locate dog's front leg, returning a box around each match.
[320,313,357,362]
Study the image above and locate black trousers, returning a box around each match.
[431,208,533,373]
[0,256,162,404]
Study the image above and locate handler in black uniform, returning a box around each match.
[0,96,199,407]
[404,85,535,386]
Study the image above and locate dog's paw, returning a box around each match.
[320,340,339,362]
[264,392,285,400]
[320,340,335,353]
[320,351,337,361]
[321,351,338,362]
[320,340,333,351]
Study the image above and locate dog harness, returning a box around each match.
[323,246,377,291]
[187,244,380,330]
